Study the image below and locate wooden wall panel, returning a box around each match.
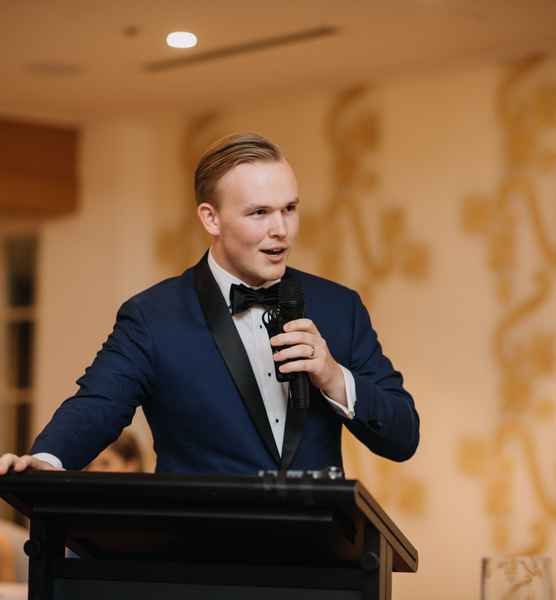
[0,118,79,217]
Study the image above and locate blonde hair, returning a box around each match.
[194,133,283,206]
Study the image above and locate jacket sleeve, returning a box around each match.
[31,299,155,470]
[344,291,420,461]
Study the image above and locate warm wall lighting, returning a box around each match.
[166,32,198,49]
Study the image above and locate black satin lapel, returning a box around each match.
[280,268,309,471]
[280,402,307,471]
[192,253,281,465]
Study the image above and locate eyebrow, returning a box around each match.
[245,197,299,211]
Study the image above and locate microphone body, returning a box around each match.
[263,278,310,409]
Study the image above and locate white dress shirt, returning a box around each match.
[34,250,356,468]
[207,250,356,456]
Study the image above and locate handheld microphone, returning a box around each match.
[262,277,310,409]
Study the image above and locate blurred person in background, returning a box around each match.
[85,429,144,473]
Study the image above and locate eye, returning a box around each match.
[252,208,267,216]
[284,204,297,213]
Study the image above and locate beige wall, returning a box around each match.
[33,116,186,468]
[30,56,556,598]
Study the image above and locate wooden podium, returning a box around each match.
[0,471,417,600]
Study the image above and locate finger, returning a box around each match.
[274,344,315,362]
[279,358,314,374]
[271,331,314,347]
[0,454,18,475]
[13,455,34,472]
[283,319,318,333]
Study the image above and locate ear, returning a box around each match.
[197,202,221,236]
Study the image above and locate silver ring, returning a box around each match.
[308,345,315,358]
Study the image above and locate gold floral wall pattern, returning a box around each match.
[157,112,226,270]
[458,55,556,553]
[307,85,430,517]
[300,86,430,302]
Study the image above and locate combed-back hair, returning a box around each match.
[194,133,283,206]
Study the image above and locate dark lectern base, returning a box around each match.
[54,580,361,600]
[52,561,371,600]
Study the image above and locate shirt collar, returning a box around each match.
[207,248,280,308]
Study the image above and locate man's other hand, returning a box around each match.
[0,454,61,475]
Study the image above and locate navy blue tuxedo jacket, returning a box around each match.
[32,254,419,474]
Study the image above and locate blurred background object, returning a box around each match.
[0,518,28,583]
[86,429,145,473]
[481,556,553,600]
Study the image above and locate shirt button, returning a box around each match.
[259,325,263,329]
[275,419,279,423]
[267,372,272,377]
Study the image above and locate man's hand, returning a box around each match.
[271,318,347,407]
[0,454,61,476]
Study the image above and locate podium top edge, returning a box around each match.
[0,470,359,488]
[0,471,418,571]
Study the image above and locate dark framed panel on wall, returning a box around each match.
[0,224,38,522]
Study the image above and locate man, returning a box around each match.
[0,133,419,476]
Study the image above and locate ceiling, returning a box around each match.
[1,0,556,125]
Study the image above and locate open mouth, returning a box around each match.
[261,248,286,256]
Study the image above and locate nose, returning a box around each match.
[269,212,287,238]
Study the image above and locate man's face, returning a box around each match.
[203,159,300,286]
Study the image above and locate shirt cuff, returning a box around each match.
[32,453,64,470]
[321,365,357,420]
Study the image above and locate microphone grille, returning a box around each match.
[279,277,304,316]
[279,277,302,301]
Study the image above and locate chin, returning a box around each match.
[247,265,285,285]
[267,267,286,283]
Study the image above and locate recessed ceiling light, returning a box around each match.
[166,32,198,49]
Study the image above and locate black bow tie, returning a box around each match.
[229,283,280,315]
